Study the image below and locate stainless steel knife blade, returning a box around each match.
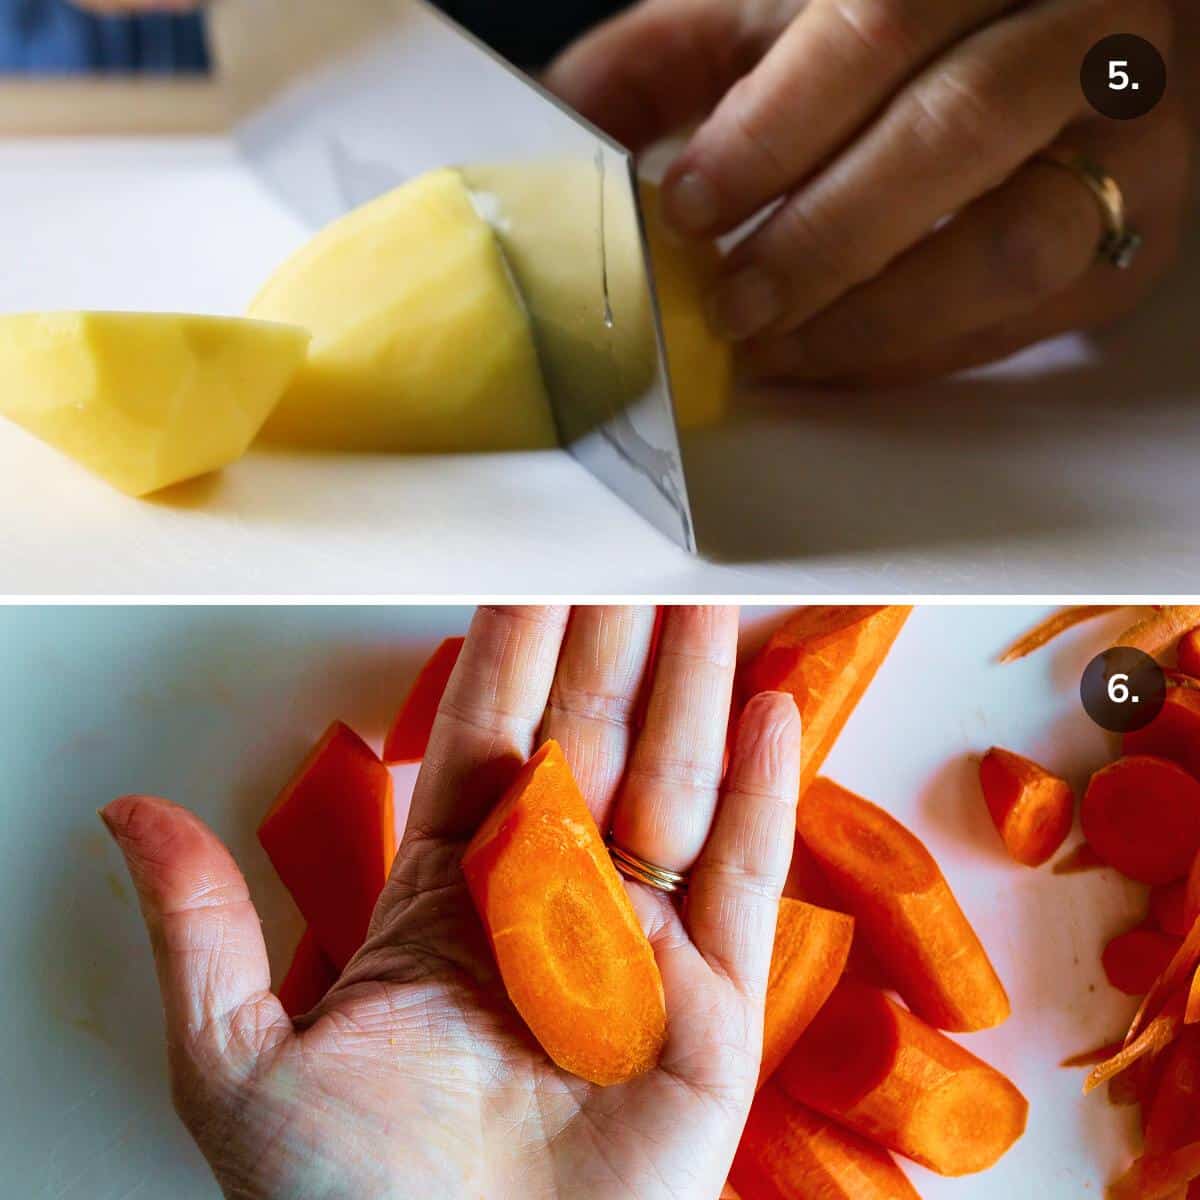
[214,0,695,551]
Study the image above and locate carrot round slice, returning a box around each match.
[1125,687,1200,785]
[1081,756,1200,884]
[1103,929,1184,996]
[1151,880,1192,938]
[978,747,1074,867]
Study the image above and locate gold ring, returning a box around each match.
[608,842,688,894]
[1034,148,1141,269]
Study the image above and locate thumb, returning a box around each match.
[544,0,758,152]
[102,795,290,1084]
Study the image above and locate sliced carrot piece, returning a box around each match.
[999,605,1122,663]
[759,898,854,1087]
[797,777,1009,1032]
[775,981,1027,1177]
[1081,756,1200,885]
[382,636,465,764]
[1179,629,1200,679]
[978,747,1074,867]
[258,721,395,971]
[731,1080,920,1200]
[462,740,666,1086]
[1103,929,1184,997]
[739,606,911,797]
[1125,686,1200,785]
[1153,880,1193,938]
[278,926,338,1018]
[1109,1141,1200,1200]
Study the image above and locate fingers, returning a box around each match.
[687,693,801,995]
[100,795,289,1078]
[544,0,761,151]
[610,606,739,874]
[661,0,1012,237]
[538,606,658,829]
[709,0,1168,341]
[402,606,569,844]
[749,99,1190,382]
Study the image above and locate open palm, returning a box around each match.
[103,606,800,1200]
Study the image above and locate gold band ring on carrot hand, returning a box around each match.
[608,842,689,894]
[1033,148,1142,270]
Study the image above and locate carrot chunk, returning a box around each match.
[1179,629,1200,679]
[382,636,465,764]
[739,607,911,797]
[1125,686,1200,785]
[978,747,1074,867]
[278,926,338,1018]
[1110,1141,1200,1200]
[775,981,1028,1177]
[1081,756,1200,885]
[759,898,854,1086]
[258,721,395,971]
[1103,929,1184,997]
[731,1080,920,1200]
[462,740,666,1086]
[797,778,1009,1032]
[1152,880,1193,937]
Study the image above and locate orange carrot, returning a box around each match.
[258,721,396,971]
[1087,1000,1185,1094]
[1081,756,1200,885]
[1145,1026,1200,1158]
[1130,917,1200,1044]
[1114,607,1200,659]
[740,607,911,797]
[796,777,1009,1032]
[759,898,854,1086]
[278,927,338,1018]
[998,605,1122,663]
[978,747,1074,867]
[1109,1141,1200,1200]
[775,981,1028,1176]
[1125,686,1200,785]
[462,740,666,1086]
[1153,880,1193,938]
[1187,966,1200,1026]
[1180,629,1200,679]
[1103,929,1184,997]
[382,636,465,764]
[731,1080,920,1200]
[1052,842,1107,874]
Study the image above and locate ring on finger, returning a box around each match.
[609,841,689,895]
[1033,147,1141,269]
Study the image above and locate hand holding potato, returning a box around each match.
[548,0,1193,385]
[104,606,801,1200]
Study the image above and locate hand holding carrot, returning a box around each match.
[102,606,802,1200]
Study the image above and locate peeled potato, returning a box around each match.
[640,182,733,431]
[249,167,556,453]
[0,312,309,496]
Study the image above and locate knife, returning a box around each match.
[212,0,696,552]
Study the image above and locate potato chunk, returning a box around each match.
[0,312,309,496]
[249,168,556,453]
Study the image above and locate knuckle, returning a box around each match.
[829,0,925,73]
[774,197,872,287]
[910,61,1018,166]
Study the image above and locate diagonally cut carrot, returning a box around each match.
[259,721,396,972]
[731,1080,920,1200]
[758,898,854,1087]
[775,981,1028,1177]
[999,605,1123,663]
[382,636,465,764]
[796,777,1009,1032]
[978,747,1074,867]
[462,739,666,1086]
[739,606,911,797]
[1081,757,1200,885]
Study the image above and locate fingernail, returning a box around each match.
[709,267,783,340]
[664,169,720,235]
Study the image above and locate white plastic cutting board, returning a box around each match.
[0,139,1198,595]
[0,605,1150,1197]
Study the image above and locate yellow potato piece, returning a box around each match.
[640,183,733,431]
[0,312,309,496]
[249,167,556,453]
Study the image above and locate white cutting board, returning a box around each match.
[0,138,1198,595]
[0,605,1149,1198]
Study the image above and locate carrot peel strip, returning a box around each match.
[998,605,1122,663]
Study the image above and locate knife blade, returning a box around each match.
[215,0,695,551]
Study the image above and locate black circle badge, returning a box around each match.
[1081,35,1166,120]
[1081,647,1166,734]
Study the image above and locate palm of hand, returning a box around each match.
[106,608,799,1200]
